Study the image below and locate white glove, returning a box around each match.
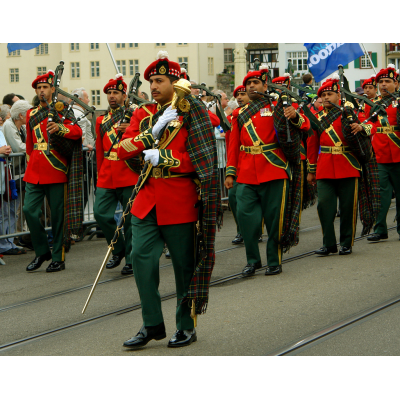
[143,149,160,166]
[152,105,178,138]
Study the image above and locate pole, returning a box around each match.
[106,43,120,74]
[360,43,377,74]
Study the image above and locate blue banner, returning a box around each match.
[304,43,364,82]
[7,43,42,53]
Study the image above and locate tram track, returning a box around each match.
[0,225,396,352]
[0,223,325,313]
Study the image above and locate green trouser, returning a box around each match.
[131,208,195,330]
[23,182,65,261]
[93,186,134,264]
[228,180,241,235]
[317,178,358,248]
[236,179,289,267]
[374,162,400,235]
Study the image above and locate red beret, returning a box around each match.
[243,65,269,86]
[362,75,377,88]
[317,74,340,97]
[103,73,127,94]
[375,64,399,83]
[144,51,181,81]
[32,70,55,89]
[233,85,246,97]
[272,73,291,87]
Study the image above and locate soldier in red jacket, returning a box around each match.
[93,74,139,275]
[225,66,310,277]
[365,65,400,241]
[117,51,219,349]
[307,75,375,255]
[24,70,82,272]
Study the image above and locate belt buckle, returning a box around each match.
[108,152,118,161]
[38,143,47,151]
[331,146,342,155]
[382,126,393,134]
[251,145,262,155]
[153,168,162,179]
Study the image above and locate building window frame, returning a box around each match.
[286,51,308,75]
[359,52,372,69]
[224,49,233,63]
[8,50,21,57]
[116,43,126,49]
[35,44,49,55]
[90,61,100,78]
[129,60,139,75]
[90,43,99,50]
[156,43,166,47]
[10,68,19,83]
[70,43,80,52]
[71,62,80,79]
[129,43,139,48]
[208,57,214,75]
[116,60,126,76]
[37,66,47,75]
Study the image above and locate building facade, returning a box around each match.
[1,43,224,108]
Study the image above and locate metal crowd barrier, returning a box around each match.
[0,137,229,241]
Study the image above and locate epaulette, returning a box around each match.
[291,98,298,103]
[316,109,327,120]
[238,103,249,115]
[29,106,40,117]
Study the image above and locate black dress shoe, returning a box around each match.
[367,233,388,241]
[315,245,338,256]
[123,322,166,349]
[265,265,282,275]
[232,233,244,245]
[26,251,52,272]
[167,329,197,348]
[121,264,133,275]
[46,261,65,272]
[241,260,262,277]
[106,252,124,269]
[339,246,352,255]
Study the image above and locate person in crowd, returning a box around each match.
[189,80,200,96]
[309,97,323,114]
[362,76,379,101]
[93,74,138,275]
[225,98,238,117]
[3,100,30,153]
[2,94,20,107]
[211,89,229,111]
[0,105,11,131]
[139,91,149,101]
[299,73,317,104]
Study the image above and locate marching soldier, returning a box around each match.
[117,51,220,349]
[24,70,83,272]
[225,66,310,277]
[362,75,379,102]
[307,75,376,255]
[227,85,249,245]
[366,65,400,241]
[93,74,138,275]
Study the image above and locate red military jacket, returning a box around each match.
[365,95,400,164]
[307,105,375,180]
[24,104,82,184]
[208,110,220,127]
[226,100,310,185]
[95,108,139,189]
[117,103,199,225]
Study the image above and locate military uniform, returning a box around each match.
[227,69,310,275]
[119,52,220,349]
[307,77,375,253]
[365,66,400,239]
[24,70,82,271]
[93,74,139,273]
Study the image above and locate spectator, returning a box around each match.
[139,91,149,101]
[32,95,40,108]
[309,97,322,114]
[299,73,316,103]
[211,89,229,110]
[70,88,94,149]
[0,127,25,255]
[2,93,20,107]
[3,100,31,153]
[190,80,200,96]
[0,105,11,131]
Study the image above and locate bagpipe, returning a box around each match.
[191,84,231,132]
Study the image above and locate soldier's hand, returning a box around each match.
[350,123,362,135]
[284,106,297,120]
[117,123,130,134]
[47,122,59,134]
[307,173,316,186]
[224,176,234,189]
[143,149,159,166]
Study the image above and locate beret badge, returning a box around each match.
[159,65,166,75]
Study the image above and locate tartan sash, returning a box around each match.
[317,107,342,133]
[237,97,270,132]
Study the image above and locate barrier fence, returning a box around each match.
[0,137,228,241]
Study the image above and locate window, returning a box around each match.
[129,43,138,48]
[178,57,188,67]
[91,90,101,106]
[37,67,47,75]
[224,49,233,63]
[286,51,308,74]
[208,57,214,75]
[207,43,213,48]
[360,53,372,69]
[90,61,100,77]
[156,43,165,47]
[178,43,187,46]
[116,43,126,49]
[70,43,79,51]
[8,50,20,56]
[129,60,139,75]
[355,52,377,69]
[116,60,126,76]
[10,68,19,83]
[71,62,80,78]
[35,44,48,55]
[90,43,99,50]
[388,58,400,70]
